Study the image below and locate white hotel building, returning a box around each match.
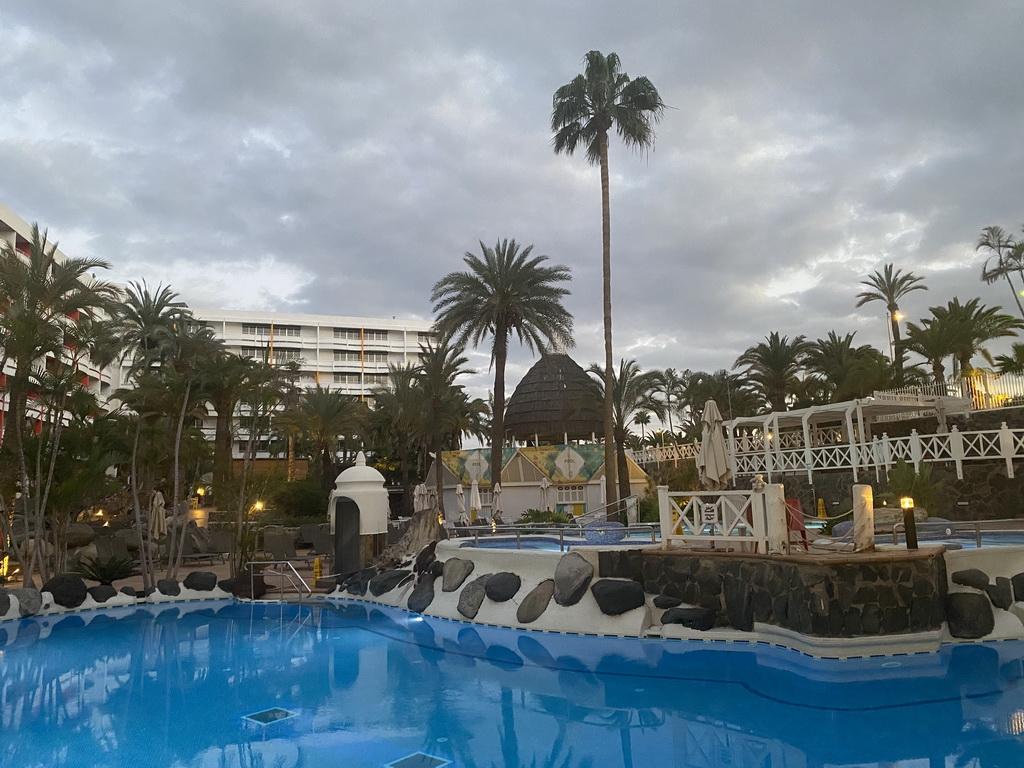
[189,308,435,458]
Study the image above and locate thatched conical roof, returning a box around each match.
[503,352,603,442]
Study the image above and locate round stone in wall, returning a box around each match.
[442,558,475,592]
[407,574,436,613]
[42,574,88,609]
[554,552,593,606]
[590,579,645,616]
[516,579,554,624]
[458,574,493,619]
[485,572,521,602]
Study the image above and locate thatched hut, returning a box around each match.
[503,352,604,444]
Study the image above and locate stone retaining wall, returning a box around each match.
[598,548,948,637]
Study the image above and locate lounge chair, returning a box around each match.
[265,533,316,566]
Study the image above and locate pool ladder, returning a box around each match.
[244,560,314,603]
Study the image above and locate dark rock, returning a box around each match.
[986,577,1013,610]
[723,576,753,631]
[114,528,140,552]
[428,560,444,577]
[843,607,862,635]
[369,569,413,596]
[233,574,267,599]
[65,523,95,548]
[442,558,475,592]
[42,574,88,608]
[662,606,716,630]
[653,594,682,609]
[695,566,722,596]
[156,579,181,597]
[182,571,217,592]
[143,586,156,598]
[88,585,117,603]
[881,608,910,633]
[458,574,492,619]
[7,588,41,617]
[217,579,235,594]
[407,574,436,613]
[751,589,772,623]
[590,579,645,616]
[0,591,10,617]
[951,569,990,591]
[414,541,438,575]
[554,552,594,606]
[517,580,554,624]
[946,592,995,639]
[120,586,137,597]
[485,572,521,602]
[341,568,376,596]
[1012,572,1024,602]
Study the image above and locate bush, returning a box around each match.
[516,508,573,525]
[74,556,135,586]
[274,479,330,519]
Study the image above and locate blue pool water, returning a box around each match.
[4,600,1024,767]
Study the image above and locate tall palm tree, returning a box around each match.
[901,318,957,385]
[552,50,665,506]
[804,330,883,402]
[652,367,687,438]
[733,332,812,412]
[682,370,763,437]
[0,224,116,584]
[632,410,651,440]
[977,226,1024,318]
[855,264,927,380]
[587,359,660,503]
[928,297,1024,375]
[416,341,475,517]
[278,385,365,490]
[994,342,1024,375]
[202,352,258,503]
[432,239,573,487]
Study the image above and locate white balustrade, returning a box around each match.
[657,485,788,553]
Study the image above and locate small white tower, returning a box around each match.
[328,451,389,574]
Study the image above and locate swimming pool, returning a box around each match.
[4,599,1024,767]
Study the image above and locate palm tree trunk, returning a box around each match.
[599,130,619,507]
[168,380,191,579]
[491,328,508,493]
[616,427,630,513]
[129,416,154,591]
[890,312,904,382]
[212,398,233,504]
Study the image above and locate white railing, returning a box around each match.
[733,423,1024,481]
[629,441,700,465]
[877,371,1024,412]
[657,485,788,553]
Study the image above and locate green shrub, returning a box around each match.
[274,479,329,519]
[74,556,136,586]
[516,508,573,525]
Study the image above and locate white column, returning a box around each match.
[764,483,788,555]
[853,484,875,552]
[657,485,672,550]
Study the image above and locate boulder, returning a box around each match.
[0,591,10,618]
[233,574,267,599]
[485,572,521,602]
[946,593,995,639]
[114,528,140,552]
[442,558,475,592]
[428,559,444,577]
[6,588,41,617]
[590,579,646,616]
[157,579,181,597]
[369,569,413,596]
[65,523,95,549]
[554,552,593,607]
[407,574,436,613]
[951,569,990,591]
[120,586,138,597]
[414,541,438,575]
[88,585,117,603]
[341,568,377,596]
[661,606,717,630]
[1012,572,1024,602]
[986,577,1013,610]
[42,574,88,609]
[182,571,218,592]
[457,574,492,619]
[516,580,554,624]
[653,594,682,609]
[217,580,235,594]
[723,576,754,631]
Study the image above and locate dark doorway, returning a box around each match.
[333,496,361,577]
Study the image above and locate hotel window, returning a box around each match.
[242,324,271,336]
[334,373,362,384]
[334,351,388,363]
[272,348,302,362]
[556,484,586,504]
[242,323,300,337]
[334,328,389,342]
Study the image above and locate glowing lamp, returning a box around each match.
[196,487,205,496]
[900,496,914,510]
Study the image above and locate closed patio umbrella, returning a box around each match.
[149,490,167,540]
[492,483,504,524]
[413,484,428,513]
[696,399,731,490]
[539,477,553,512]
[469,480,482,522]
[455,484,469,526]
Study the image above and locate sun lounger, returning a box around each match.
[265,533,316,566]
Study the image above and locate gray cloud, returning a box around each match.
[2,1,1024,402]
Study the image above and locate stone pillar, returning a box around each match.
[764,483,788,554]
[853,484,875,552]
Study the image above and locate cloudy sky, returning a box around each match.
[3,2,1024,401]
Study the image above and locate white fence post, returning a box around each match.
[852,484,875,552]
[950,425,965,480]
[1000,422,1015,479]
[764,483,788,554]
[657,485,672,550]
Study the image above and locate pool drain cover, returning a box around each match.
[243,707,298,725]
[385,753,451,768]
